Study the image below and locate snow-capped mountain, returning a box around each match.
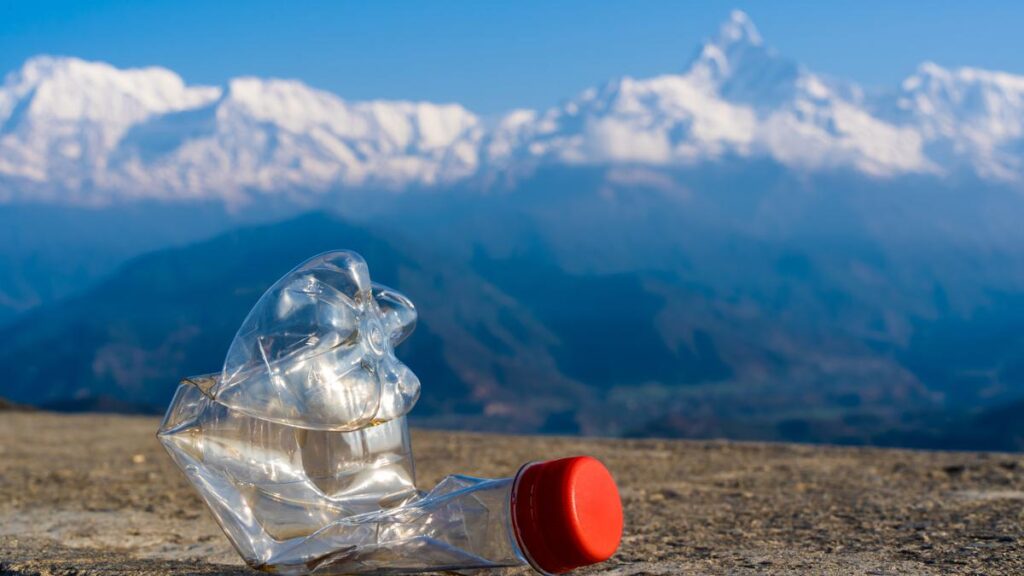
[2,10,1023,204]
[877,62,1024,181]
[487,11,933,177]
[105,77,483,202]
[0,58,483,202]
[0,56,221,192]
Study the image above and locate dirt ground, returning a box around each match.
[0,411,1021,575]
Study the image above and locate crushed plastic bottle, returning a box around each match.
[158,250,623,575]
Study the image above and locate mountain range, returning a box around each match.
[3,203,1023,448]
[2,10,1024,205]
[2,11,1024,449]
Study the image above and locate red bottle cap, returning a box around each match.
[511,456,624,574]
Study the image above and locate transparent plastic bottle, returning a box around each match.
[158,251,623,575]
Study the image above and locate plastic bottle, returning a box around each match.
[158,251,623,574]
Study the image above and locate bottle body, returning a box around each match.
[159,375,529,575]
[158,251,623,575]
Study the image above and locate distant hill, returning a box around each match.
[0,212,599,432]
[2,205,1022,447]
[876,400,1024,452]
[0,209,790,434]
[0,208,904,436]
[0,201,258,324]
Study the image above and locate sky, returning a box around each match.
[2,0,1023,116]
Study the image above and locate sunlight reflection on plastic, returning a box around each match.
[158,250,623,575]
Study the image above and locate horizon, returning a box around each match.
[3,2,1024,116]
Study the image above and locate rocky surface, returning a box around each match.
[0,412,1021,575]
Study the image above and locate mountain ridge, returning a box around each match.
[10,198,1023,444]
[0,211,606,432]
[2,10,1023,204]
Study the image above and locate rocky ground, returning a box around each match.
[0,412,1021,575]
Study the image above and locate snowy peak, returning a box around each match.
[896,61,1024,126]
[2,13,1024,204]
[718,9,763,47]
[696,9,765,73]
[692,9,765,74]
[0,56,223,190]
[487,11,933,178]
[879,61,1024,180]
[0,57,483,201]
[684,10,801,108]
[217,75,481,152]
[1,56,220,125]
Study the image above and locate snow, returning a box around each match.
[0,59,482,201]
[720,9,763,46]
[1,12,1023,204]
[482,12,930,178]
[878,61,1024,181]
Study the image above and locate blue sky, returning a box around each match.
[2,0,1023,116]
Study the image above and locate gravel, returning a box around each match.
[0,412,1021,575]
